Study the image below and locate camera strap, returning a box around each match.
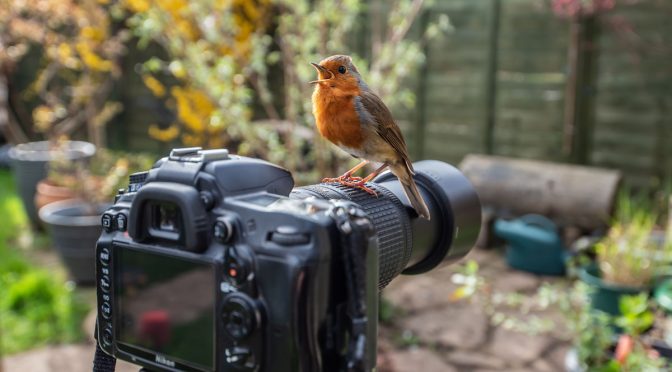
[93,338,116,372]
[329,203,374,372]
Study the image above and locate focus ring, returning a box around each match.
[296,183,413,289]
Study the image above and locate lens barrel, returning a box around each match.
[291,160,481,288]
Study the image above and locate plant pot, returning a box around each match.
[34,179,78,212]
[579,264,648,315]
[39,199,109,285]
[9,140,96,226]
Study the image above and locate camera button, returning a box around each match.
[101,214,114,232]
[214,218,233,243]
[99,247,110,267]
[102,326,113,346]
[101,301,112,320]
[100,275,111,293]
[270,226,310,246]
[115,213,127,232]
[225,346,255,369]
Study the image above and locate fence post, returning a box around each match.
[562,15,599,164]
[414,10,430,159]
[484,0,501,155]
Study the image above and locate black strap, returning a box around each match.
[93,341,117,372]
[330,202,373,372]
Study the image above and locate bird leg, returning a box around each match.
[321,160,369,183]
[337,163,389,196]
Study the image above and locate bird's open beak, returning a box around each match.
[309,62,334,84]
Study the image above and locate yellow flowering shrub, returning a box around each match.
[1,0,128,146]
[126,0,271,155]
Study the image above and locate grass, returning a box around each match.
[0,169,89,355]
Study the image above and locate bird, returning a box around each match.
[310,54,430,220]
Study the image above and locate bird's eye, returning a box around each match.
[338,66,346,74]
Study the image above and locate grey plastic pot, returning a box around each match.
[39,199,109,285]
[9,140,96,226]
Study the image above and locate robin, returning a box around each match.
[310,54,431,220]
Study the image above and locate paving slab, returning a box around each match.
[3,343,138,372]
[384,274,457,313]
[387,347,457,372]
[400,304,489,349]
[447,350,508,370]
[488,327,554,365]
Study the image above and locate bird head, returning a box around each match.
[310,55,364,96]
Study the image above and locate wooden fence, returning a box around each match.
[393,0,672,187]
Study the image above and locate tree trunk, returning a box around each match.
[0,72,28,144]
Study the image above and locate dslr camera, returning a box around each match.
[94,147,481,372]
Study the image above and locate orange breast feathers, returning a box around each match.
[312,90,364,150]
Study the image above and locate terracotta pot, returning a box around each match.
[34,179,78,212]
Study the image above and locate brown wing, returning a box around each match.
[355,90,414,173]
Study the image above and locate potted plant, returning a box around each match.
[38,150,153,284]
[9,140,96,226]
[578,200,670,315]
[564,292,666,372]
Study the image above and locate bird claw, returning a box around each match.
[338,179,378,197]
[321,174,376,196]
[321,175,363,183]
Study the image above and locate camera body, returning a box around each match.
[95,147,482,372]
[96,148,379,372]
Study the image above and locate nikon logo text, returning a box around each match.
[155,354,175,367]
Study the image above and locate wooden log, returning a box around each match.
[459,154,622,230]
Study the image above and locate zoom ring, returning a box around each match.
[297,183,413,289]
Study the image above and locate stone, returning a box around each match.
[377,328,396,372]
[465,247,502,268]
[387,347,457,372]
[546,342,572,370]
[531,358,557,372]
[447,350,507,370]
[384,275,456,313]
[400,305,489,349]
[488,269,540,293]
[488,327,553,365]
[4,343,138,372]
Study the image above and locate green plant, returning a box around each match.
[616,294,654,335]
[595,192,672,288]
[0,169,89,354]
[611,294,665,371]
[1,271,89,354]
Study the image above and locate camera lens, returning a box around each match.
[290,160,481,289]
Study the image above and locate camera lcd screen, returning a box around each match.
[115,247,215,370]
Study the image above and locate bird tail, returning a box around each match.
[390,162,431,220]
